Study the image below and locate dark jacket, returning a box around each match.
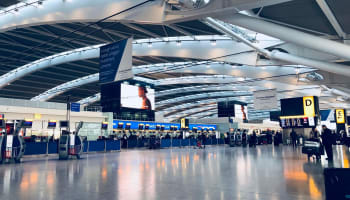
[290,131,297,140]
[322,128,334,146]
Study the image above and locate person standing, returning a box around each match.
[310,127,320,139]
[321,125,334,161]
[251,131,257,147]
[290,129,297,148]
[201,132,206,149]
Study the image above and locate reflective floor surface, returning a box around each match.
[0,145,349,200]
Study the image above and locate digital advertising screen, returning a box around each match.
[120,84,155,110]
[234,104,248,120]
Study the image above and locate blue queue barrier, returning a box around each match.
[88,141,105,152]
[205,139,212,145]
[48,142,58,154]
[218,139,225,144]
[83,141,88,152]
[212,139,217,144]
[24,142,47,155]
[138,139,147,147]
[106,140,121,151]
[127,140,138,148]
[181,139,190,146]
[160,139,171,148]
[172,139,181,147]
[22,138,226,156]
[190,139,197,146]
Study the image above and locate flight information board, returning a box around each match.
[280,117,316,128]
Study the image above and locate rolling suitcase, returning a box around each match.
[302,139,324,160]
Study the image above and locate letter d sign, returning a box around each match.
[303,96,315,117]
[305,99,312,106]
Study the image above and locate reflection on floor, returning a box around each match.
[0,145,349,200]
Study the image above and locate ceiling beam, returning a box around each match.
[167,24,196,40]
[52,24,110,44]
[86,23,128,39]
[26,27,90,47]
[121,22,164,39]
[315,0,346,39]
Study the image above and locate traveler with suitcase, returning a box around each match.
[302,127,323,161]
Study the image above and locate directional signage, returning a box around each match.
[335,109,346,124]
[253,89,278,110]
[303,96,316,117]
[70,103,80,112]
[99,38,133,84]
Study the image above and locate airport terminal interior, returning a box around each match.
[0,0,350,199]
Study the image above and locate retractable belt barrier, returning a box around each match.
[22,138,225,156]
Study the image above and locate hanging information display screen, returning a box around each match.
[279,96,320,128]
[280,117,316,128]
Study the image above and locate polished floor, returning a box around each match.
[0,145,349,200]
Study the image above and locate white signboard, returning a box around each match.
[253,89,278,110]
[308,117,315,126]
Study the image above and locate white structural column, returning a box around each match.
[204,17,270,57]
[219,13,350,60]
[208,15,350,77]
[269,50,350,77]
[315,0,346,39]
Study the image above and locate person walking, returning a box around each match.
[290,129,297,148]
[251,131,257,147]
[321,125,334,161]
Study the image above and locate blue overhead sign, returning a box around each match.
[113,120,217,130]
[70,103,80,112]
[99,38,133,84]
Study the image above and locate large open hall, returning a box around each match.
[1,0,350,199]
